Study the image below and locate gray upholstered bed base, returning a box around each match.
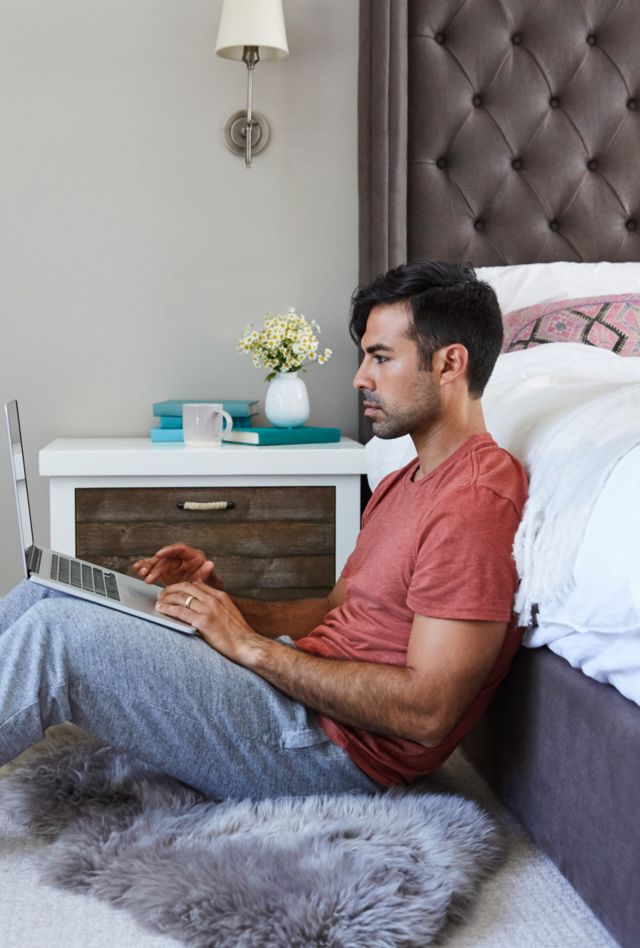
[463,647,640,948]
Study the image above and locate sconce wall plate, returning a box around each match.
[223,110,270,158]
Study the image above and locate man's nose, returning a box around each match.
[353,360,371,390]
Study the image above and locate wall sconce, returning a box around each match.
[215,0,289,169]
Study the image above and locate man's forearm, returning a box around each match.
[155,583,440,744]
[245,637,435,744]
[231,596,331,639]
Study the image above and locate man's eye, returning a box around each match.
[374,355,388,364]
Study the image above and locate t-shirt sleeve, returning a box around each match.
[406,486,521,622]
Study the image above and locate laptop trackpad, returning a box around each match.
[122,578,196,631]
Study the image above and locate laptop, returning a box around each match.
[4,400,197,635]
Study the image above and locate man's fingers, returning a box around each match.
[133,557,153,571]
[158,581,200,603]
[158,581,223,606]
[156,543,204,560]
[155,600,201,629]
[155,546,181,558]
[156,584,222,629]
[133,557,158,578]
[196,561,215,580]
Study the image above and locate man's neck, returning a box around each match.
[411,405,488,481]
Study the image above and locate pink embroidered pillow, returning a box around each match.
[502,294,640,356]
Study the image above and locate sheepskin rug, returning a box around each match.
[0,730,504,947]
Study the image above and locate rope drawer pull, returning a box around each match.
[176,501,235,511]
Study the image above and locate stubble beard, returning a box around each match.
[367,385,443,440]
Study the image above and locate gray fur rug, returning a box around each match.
[0,730,504,947]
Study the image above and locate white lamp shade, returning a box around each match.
[215,0,289,61]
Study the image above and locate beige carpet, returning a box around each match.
[439,751,618,947]
[0,736,618,948]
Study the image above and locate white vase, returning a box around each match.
[265,372,310,428]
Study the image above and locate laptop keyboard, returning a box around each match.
[28,546,43,574]
[50,554,120,601]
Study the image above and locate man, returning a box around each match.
[0,261,527,800]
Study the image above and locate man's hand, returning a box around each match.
[133,544,224,589]
[156,581,263,663]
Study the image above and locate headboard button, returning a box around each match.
[625,219,637,231]
[587,34,597,46]
[511,158,523,171]
[549,220,560,232]
[549,97,560,109]
[436,157,447,169]
[627,98,638,110]
[512,33,522,46]
[435,33,445,45]
[472,94,483,108]
[587,159,598,171]
[474,219,485,232]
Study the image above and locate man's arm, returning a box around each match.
[156,582,506,746]
[246,613,507,744]
[134,542,346,639]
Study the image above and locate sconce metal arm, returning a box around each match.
[242,45,260,168]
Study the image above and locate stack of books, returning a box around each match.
[150,399,259,443]
[149,399,342,446]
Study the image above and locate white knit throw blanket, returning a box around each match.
[512,379,640,625]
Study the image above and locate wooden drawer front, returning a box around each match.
[75,487,335,599]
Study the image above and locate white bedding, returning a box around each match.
[483,344,640,629]
[476,260,640,312]
[548,632,640,707]
[524,441,640,705]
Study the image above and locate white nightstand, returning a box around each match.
[39,438,367,599]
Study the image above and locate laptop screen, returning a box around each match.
[5,400,34,559]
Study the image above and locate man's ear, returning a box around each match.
[432,344,469,387]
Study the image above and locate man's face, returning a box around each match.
[352,302,442,439]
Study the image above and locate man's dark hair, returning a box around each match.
[349,260,503,398]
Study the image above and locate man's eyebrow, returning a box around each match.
[363,343,394,354]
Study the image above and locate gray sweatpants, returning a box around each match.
[0,580,381,800]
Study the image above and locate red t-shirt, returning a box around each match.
[296,433,529,787]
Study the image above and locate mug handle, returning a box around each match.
[221,410,233,433]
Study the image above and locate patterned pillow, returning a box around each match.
[502,294,640,356]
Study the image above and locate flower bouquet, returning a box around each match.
[237,308,332,381]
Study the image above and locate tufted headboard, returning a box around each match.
[359,0,640,280]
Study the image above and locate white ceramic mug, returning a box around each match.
[182,403,233,447]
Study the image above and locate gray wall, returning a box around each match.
[0,0,360,594]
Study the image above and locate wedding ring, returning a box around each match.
[184,595,194,609]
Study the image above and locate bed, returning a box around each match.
[358,4,640,946]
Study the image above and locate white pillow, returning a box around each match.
[476,261,640,313]
[364,434,415,491]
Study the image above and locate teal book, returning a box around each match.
[155,413,258,430]
[150,428,183,443]
[153,399,259,419]
[222,426,341,446]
